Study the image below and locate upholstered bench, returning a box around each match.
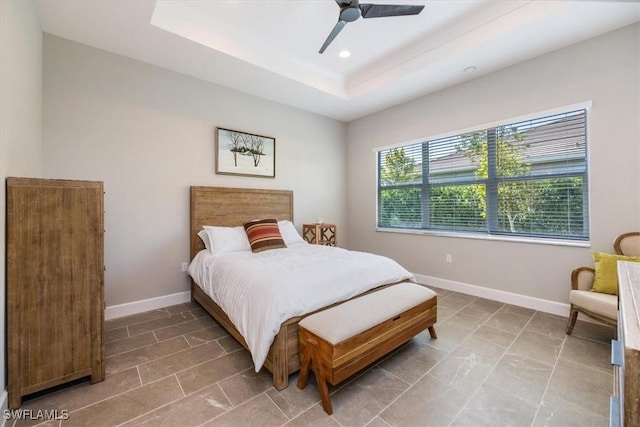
[296,282,437,415]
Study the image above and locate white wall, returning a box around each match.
[346,23,640,305]
[0,0,43,406]
[43,35,347,307]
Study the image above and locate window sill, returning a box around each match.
[375,227,591,248]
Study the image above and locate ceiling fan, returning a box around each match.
[319,0,425,54]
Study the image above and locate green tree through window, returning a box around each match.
[379,148,421,227]
[377,109,589,240]
[456,126,535,233]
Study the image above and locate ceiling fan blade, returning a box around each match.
[319,20,347,54]
[359,4,424,19]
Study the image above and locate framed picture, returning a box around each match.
[216,127,276,178]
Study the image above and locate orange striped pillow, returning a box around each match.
[244,219,287,253]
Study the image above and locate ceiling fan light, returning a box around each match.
[339,50,351,58]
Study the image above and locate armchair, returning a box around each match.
[565,232,640,334]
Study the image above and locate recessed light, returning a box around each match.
[339,50,351,58]
[463,66,477,74]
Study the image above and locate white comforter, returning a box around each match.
[188,243,414,371]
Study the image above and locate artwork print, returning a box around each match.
[216,128,275,178]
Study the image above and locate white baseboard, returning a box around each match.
[105,291,191,320]
[413,273,570,317]
[102,274,583,322]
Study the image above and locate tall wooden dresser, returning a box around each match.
[6,178,105,409]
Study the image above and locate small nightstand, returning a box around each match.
[303,223,337,246]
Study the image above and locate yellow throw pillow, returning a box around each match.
[591,251,640,295]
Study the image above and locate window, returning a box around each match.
[377,108,589,240]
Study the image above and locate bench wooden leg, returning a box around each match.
[316,365,333,415]
[297,339,314,390]
[297,338,333,415]
[428,325,437,339]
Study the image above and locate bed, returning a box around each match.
[189,186,414,390]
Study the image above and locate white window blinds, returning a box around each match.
[377,109,588,240]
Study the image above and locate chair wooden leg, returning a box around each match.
[428,325,437,339]
[566,305,578,335]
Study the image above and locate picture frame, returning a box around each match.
[215,127,276,178]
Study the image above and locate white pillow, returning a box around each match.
[278,220,306,246]
[203,225,251,255]
[197,229,211,251]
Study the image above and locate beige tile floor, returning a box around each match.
[10,286,614,427]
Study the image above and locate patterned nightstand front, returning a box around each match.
[302,223,337,246]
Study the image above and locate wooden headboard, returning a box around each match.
[190,186,294,259]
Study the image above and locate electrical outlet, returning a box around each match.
[181,261,189,272]
[445,254,452,264]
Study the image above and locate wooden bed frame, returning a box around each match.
[189,186,399,390]
[190,186,307,390]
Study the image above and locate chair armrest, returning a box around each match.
[571,267,595,291]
